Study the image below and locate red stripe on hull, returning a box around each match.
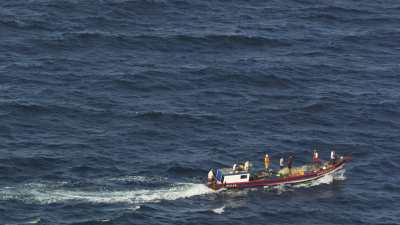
[210,161,345,190]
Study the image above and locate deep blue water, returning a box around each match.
[1,0,400,224]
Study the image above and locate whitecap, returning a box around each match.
[211,205,225,214]
[333,169,347,180]
[106,175,167,184]
[26,218,41,224]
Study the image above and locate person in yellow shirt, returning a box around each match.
[264,154,270,170]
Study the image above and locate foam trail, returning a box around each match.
[105,175,167,183]
[0,182,214,205]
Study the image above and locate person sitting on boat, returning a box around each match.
[312,150,320,163]
[279,157,284,169]
[264,154,270,170]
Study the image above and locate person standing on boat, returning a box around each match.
[264,154,270,170]
[312,150,319,163]
[279,157,284,169]
[208,169,214,183]
[244,161,250,171]
[330,150,336,163]
[287,155,294,170]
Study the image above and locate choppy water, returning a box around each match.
[1,0,400,224]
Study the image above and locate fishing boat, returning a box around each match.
[207,153,349,190]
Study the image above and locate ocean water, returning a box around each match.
[1,0,400,224]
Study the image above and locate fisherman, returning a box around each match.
[208,169,214,183]
[244,161,250,171]
[232,163,237,172]
[312,150,319,163]
[279,157,284,169]
[287,155,294,170]
[264,154,270,170]
[330,150,336,163]
[238,162,245,171]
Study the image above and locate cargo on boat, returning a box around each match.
[207,152,349,190]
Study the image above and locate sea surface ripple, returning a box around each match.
[1,0,400,224]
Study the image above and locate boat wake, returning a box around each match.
[0,170,346,206]
[0,179,214,205]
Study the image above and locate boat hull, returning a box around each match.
[208,160,345,190]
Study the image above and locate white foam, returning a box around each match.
[293,169,346,188]
[0,182,214,205]
[263,169,346,191]
[132,205,141,211]
[26,218,41,224]
[211,205,225,214]
[333,169,346,180]
[106,175,165,183]
[107,175,147,182]
[3,218,41,225]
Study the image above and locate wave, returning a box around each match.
[301,13,341,22]
[340,30,400,48]
[111,71,178,92]
[107,0,168,8]
[300,5,372,18]
[105,175,169,186]
[0,157,67,176]
[3,217,41,225]
[0,181,213,205]
[192,67,294,89]
[166,165,208,177]
[0,99,110,121]
[135,110,221,123]
[2,101,52,114]
[32,32,290,51]
[300,102,334,113]
[171,34,291,48]
[211,205,225,214]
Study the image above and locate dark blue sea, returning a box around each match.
[1,0,400,224]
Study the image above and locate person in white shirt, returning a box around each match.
[330,151,336,163]
[312,150,319,162]
[279,157,284,169]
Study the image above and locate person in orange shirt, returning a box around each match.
[264,154,270,170]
